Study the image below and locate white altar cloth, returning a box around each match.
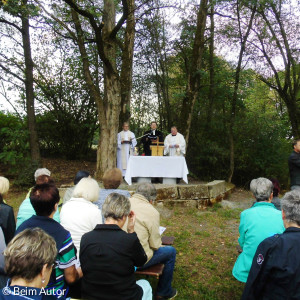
[124,156,189,185]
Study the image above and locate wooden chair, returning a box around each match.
[135,236,174,279]
[136,263,165,279]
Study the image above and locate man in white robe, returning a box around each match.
[164,126,186,156]
[117,122,137,176]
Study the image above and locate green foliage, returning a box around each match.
[14,161,38,187]
[0,112,37,186]
[36,110,97,160]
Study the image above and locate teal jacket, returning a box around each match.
[16,198,60,229]
[232,202,285,283]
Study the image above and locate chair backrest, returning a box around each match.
[0,227,6,273]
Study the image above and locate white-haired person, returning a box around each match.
[1,228,57,299]
[242,190,300,299]
[80,193,152,300]
[0,177,15,245]
[232,177,285,283]
[16,169,60,228]
[60,177,102,254]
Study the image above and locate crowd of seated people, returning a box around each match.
[0,168,173,299]
[4,166,300,299]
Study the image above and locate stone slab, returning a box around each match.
[161,199,198,208]
[177,184,209,200]
[156,186,179,201]
[206,180,226,199]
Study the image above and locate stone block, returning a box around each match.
[156,186,179,201]
[162,199,198,208]
[177,184,209,200]
[206,180,226,199]
[197,199,212,210]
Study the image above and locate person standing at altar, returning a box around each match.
[164,126,186,156]
[117,122,137,176]
[141,121,164,156]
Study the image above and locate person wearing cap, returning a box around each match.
[232,177,285,283]
[16,169,60,228]
[62,171,90,205]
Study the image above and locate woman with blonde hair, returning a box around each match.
[60,177,102,253]
[1,228,57,299]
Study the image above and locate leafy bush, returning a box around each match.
[0,112,31,172]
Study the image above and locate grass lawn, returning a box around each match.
[154,204,245,299]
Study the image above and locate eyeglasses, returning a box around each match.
[51,262,58,268]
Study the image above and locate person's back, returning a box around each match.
[61,198,101,252]
[60,177,102,253]
[233,201,285,282]
[260,229,300,298]
[242,190,300,299]
[80,225,146,300]
[16,184,81,299]
[129,193,161,261]
[97,189,131,210]
[16,198,60,228]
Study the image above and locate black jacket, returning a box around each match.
[242,227,300,300]
[80,224,147,300]
[0,203,15,245]
[141,129,164,156]
[288,151,300,186]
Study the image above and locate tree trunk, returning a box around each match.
[206,3,215,130]
[21,3,40,165]
[119,0,135,129]
[180,0,208,151]
[69,0,133,179]
[227,2,256,183]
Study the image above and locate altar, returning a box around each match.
[124,156,189,185]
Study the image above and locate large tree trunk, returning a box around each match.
[21,2,40,164]
[69,0,134,179]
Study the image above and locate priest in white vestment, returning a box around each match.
[164,126,186,156]
[117,122,137,176]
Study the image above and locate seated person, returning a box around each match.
[1,228,57,299]
[16,183,82,298]
[60,177,102,253]
[0,176,16,244]
[242,190,300,299]
[62,170,90,205]
[95,168,130,211]
[232,177,285,283]
[126,183,177,300]
[17,170,60,228]
[270,177,281,210]
[80,193,152,300]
